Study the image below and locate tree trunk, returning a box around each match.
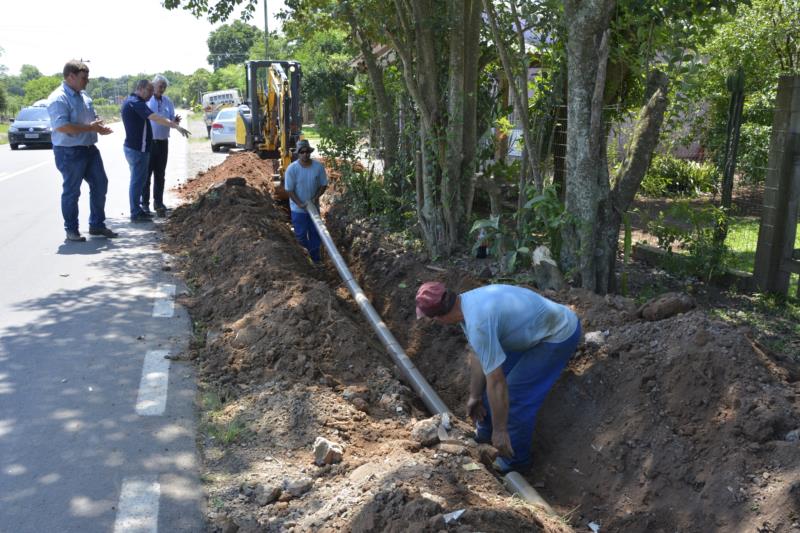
[388,0,480,257]
[599,70,670,292]
[342,7,401,191]
[562,0,614,292]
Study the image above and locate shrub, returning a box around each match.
[737,122,770,185]
[640,154,719,197]
[646,201,730,281]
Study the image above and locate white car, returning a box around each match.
[210,107,238,152]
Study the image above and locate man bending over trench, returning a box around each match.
[415,282,581,473]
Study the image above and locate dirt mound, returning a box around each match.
[164,152,800,532]
[163,155,558,532]
[324,202,800,533]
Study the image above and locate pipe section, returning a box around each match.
[305,204,449,416]
[305,203,553,513]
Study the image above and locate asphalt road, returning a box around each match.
[0,124,203,532]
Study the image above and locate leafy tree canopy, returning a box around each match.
[23,75,61,105]
[207,20,262,69]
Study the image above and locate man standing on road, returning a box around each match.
[143,74,180,218]
[284,139,328,264]
[47,60,117,242]
[415,282,581,473]
[121,80,189,222]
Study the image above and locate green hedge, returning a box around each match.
[94,104,120,123]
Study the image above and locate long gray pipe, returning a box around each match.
[305,204,450,415]
[305,203,552,512]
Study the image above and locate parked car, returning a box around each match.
[8,106,53,150]
[209,106,240,153]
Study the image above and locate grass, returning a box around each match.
[0,123,8,145]
[302,124,321,146]
[725,216,800,295]
[199,387,250,445]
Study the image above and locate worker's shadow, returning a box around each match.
[56,237,117,255]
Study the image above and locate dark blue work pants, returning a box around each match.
[476,322,581,472]
[290,211,321,263]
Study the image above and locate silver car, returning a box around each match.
[210,107,239,152]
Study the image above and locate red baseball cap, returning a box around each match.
[415,281,448,319]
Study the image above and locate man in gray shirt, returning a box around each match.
[284,139,328,263]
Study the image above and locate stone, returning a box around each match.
[351,397,369,412]
[637,292,696,321]
[532,246,565,291]
[411,416,441,447]
[583,330,608,348]
[284,476,313,498]
[438,443,467,456]
[786,428,800,442]
[254,483,282,506]
[314,437,344,466]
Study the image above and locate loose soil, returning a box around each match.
[163,152,800,533]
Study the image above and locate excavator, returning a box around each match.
[235,60,303,199]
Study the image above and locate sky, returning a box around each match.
[0,0,285,78]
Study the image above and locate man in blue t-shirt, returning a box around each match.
[121,79,189,222]
[416,282,581,473]
[284,139,328,263]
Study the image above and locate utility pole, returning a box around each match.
[264,0,269,59]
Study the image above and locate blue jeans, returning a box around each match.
[53,145,108,231]
[476,321,581,472]
[290,210,321,263]
[124,146,151,218]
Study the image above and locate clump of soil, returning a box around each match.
[165,152,800,533]
[163,152,564,532]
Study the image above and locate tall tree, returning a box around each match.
[386,0,483,256]
[206,20,262,69]
[560,0,738,293]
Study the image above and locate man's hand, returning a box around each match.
[174,114,182,124]
[466,396,486,424]
[175,125,191,138]
[91,119,112,135]
[492,430,513,458]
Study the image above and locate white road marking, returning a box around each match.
[136,350,170,416]
[0,161,50,185]
[113,477,160,533]
[152,283,176,317]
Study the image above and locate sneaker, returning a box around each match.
[89,227,119,238]
[65,229,86,242]
[130,214,153,223]
[155,207,167,218]
[141,205,153,215]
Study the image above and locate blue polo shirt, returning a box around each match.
[46,81,98,147]
[147,94,175,140]
[121,94,152,152]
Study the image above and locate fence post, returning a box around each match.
[753,75,800,294]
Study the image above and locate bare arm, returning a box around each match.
[56,119,111,136]
[485,366,513,457]
[147,113,190,137]
[466,352,487,423]
[288,191,305,208]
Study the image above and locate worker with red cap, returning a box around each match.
[415,282,580,473]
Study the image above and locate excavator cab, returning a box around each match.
[236,60,303,196]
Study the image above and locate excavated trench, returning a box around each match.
[164,152,800,533]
